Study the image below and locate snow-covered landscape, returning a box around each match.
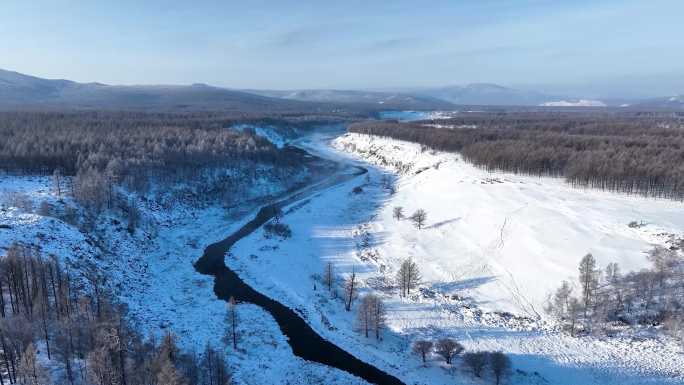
[2,119,684,384]
[3,3,684,383]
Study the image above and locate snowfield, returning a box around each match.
[0,170,369,385]
[226,132,684,385]
[332,133,684,317]
[540,99,607,107]
[2,129,684,385]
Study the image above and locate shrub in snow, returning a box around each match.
[628,220,645,228]
[264,222,292,239]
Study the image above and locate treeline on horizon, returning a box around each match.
[349,112,684,200]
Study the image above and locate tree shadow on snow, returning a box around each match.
[424,217,462,229]
[431,276,497,292]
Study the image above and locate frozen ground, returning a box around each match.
[378,110,456,121]
[333,133,684,317]
[2,129,684,385]
[0,171,369,385]
[225,132,684,385]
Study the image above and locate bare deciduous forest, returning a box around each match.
[349,112,684,199]
[0,111,329,210]
[0,242,231,385]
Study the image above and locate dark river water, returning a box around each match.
[194,154,405,385]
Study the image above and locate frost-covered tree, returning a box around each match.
[567,297,581,336]
[549,280,573,319]
[647,246,679,292]
[578,253,599,321]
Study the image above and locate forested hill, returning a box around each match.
[0,111,322,209]
[0,69,329,112]
[350,112,684,200]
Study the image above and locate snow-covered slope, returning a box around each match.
[4,130,684,385]
[333,133,683,316]
[541,99,607,107]
[0,171,368,385]
[223,132,684,385]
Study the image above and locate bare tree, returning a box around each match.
[371,296,386,341]
[578,253,599,323]
[323,262,335,295]
[490,351,511,385]
[52,167,63,198]
[200,344,231,385]
[410,209,427,229]
[412,340,433,364]
[355,294,387,340]
[356,295,373,338]
[463,351,488,377]
[226,297,238,350]
[604,262,623,314]
[393,207,404,220]
[17,343,49,385]
[647,246,679,292]
[396,258,421,297]
[344,267,358,312]
[434,338,463,364]
[156,358,185,385]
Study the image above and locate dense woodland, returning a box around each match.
[0,111,325,209]
[0,242,232,385]
[349,112,684,200]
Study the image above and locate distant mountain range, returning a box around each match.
[1,69,682,111]
[629,95,684,110]
[245,89,454,110]
[413,83,557,106]
[0,69,321,112]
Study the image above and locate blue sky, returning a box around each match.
[1,0,682,97]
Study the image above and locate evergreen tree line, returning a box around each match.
[0,242,231,385]
[546,247,684,340]
[348,112,684,200]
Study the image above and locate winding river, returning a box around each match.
[194,133,405,385]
